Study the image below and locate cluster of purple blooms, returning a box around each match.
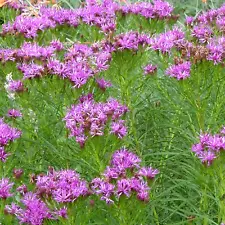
[0,154,158,224]
[2,169,88,225]
[0,41,112,88]
[64,94,128,147]
[149,27,185,54]
[0,118,22,162]
[91,148,159,204]
[120,0,173,19]
[5,192,68,225]
[1,0,174,38]
[113,31,150,51]
[206,37,225,64]
[192,127,225,166]
[35,169,89,203]
[191,25,213,43]
[166,61,191,80]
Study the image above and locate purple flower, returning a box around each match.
[206,38,224,64]
[185,16,194,26]
[111,148,141,171]
[96,78,112,91]
[16,184,28,195]
[0,118,22,146]
[137,167,159,179]
[54,206,68,219]
[36,169,88,203]
[192,25,213,43]
[50,40,64,51]
[0,178,14,199]
[114,32,140,51]
[7,80,24,92]
[150,27,185,54]
[12,192,53,225]
[192,130,225,166]
[143,64,157,75]
[13,168,24,179]
[92,148,158,204]
[7,109,22,118]
[103,166,119,180]
[116,179,131,198]
[5,203,22,215]
[111,120,127,139]
[0,147,10,162]
[198,151,217,166]
[64,96,128,147]
[18,62,45,79]
[166,61,191,80]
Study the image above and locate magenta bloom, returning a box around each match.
[0,118,22,146]
[92,148,159,204]
[0,147,10,162]
[116,179,132,197]
[36,169,88,203]
[96,78,112,91]
[7,109,22,118]
[166,61,191,80]
[111,148,141,172]
[191,25,213,43]
[13,168,24,179]
[150,27,185,54]
[185,16,194,26]
[0,178,14,199]
[16,184,28,195]
[64,95,128,147]
[18,62,45,80]
[6,192,53,225]
[54,206,68,219]
[137,167,160,179]
[192,128,225,166]
[7,80,24,92]
[143,64,157,75]
[111,120,127,139]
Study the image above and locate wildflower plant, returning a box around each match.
[1,0,225,224]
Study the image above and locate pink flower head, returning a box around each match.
[7,80,24,92]
[143,64,157,75]
[0,178,14,199]
[166,61,191,80]
[137,167,160,179]
[0,147,10,162]
[7,109,22,118]
[96,78,112,91]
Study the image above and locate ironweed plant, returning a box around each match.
[1,0,225,224]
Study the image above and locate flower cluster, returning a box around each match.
[150,27,185,54]
[192,129,225,166]
[1,0,175,38]
[166,61,191,80]
[0,41,63,63]
[35,169,89,203]
[0,118,22,162]
[5,192,67,225]
[91,148,159,204]
[113,31,150,51]
[120,0,173,19]
[64,94,128,147]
